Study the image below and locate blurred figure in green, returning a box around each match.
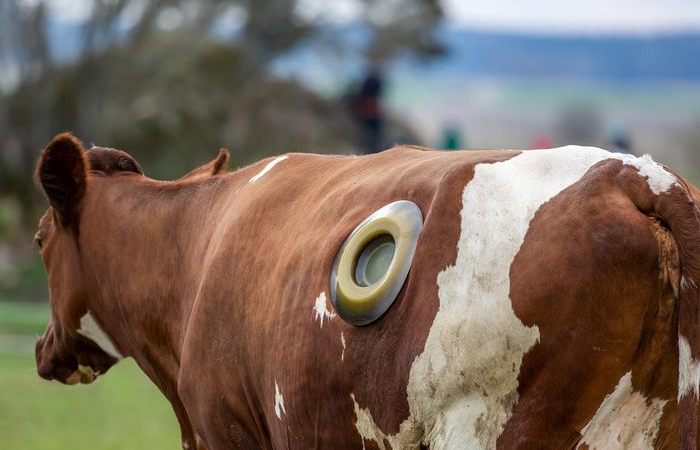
[441,125,465,150]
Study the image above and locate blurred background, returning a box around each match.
[1,0,699,448]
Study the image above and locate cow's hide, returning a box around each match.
[34,135,700,450]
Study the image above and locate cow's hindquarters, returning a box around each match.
[621,168,700,450]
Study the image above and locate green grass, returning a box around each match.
[0,301,49,335]
[0,255,49,305]
[0,301,180,450]
[0,354,180,449]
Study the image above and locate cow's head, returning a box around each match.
[34,133,127,385]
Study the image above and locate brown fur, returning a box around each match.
[180,148,230,180]
[617,164,700,450]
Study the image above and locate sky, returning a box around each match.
[442,0,700,34]
[44,0,700,34]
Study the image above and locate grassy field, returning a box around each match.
[0,301,180,450]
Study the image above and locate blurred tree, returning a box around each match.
[362,0,444,60]
[0,0,442,232]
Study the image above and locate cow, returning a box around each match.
[33,132,700,450]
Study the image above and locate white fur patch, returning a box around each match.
[578,372,667,449]
[313,292,336,328]
[678,335,700,400]
[77,312,122,360]
[621,153,677,195]
[341,332,346,362]
[249,156,288,183]
[398,146,622,448]
[681,275,697,293]
[344,146,626,448]
[351,393,388,450]
[274,380,287,420]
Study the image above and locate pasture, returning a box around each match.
[0,302,179,450]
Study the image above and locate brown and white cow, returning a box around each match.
[34,132,700,449]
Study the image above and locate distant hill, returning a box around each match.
[23,20,700,85]
[412,28,700,83]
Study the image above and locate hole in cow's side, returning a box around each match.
[330,200,423,326]
[354,234,395,287]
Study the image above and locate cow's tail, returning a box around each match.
[618,158,700,450]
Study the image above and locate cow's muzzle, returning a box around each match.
[35,332,80,383]
[35,329,114,385]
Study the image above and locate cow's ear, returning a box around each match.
[180,148,230,180]
[36,133,88,227]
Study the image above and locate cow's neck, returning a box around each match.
[81,174,235,387]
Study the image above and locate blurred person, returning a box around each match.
[353,65,385,154]
[608,125,634,154]
[531,134,553,149]
[440,125,465,150]
[440,124,466,150]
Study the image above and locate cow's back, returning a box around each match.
[178,146,686,449]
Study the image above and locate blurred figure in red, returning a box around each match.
[531,134,553,149]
